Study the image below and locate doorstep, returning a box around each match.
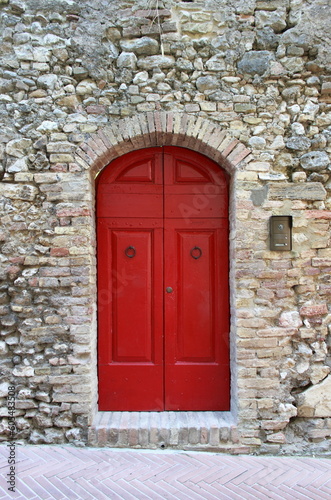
[88,411,239,450]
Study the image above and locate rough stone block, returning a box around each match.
[117,52,137,69]
[238,51,274,75]
[182,22,213,34]
[268,182,326,201]
[300,151,330,171]
[6,138,32,158]
[120,37,159,56]
[0,183,38,201]
[50,154,75,163]
[297,375,331,417]
[137,55,175,70]
[196,76,219,92]
[286,136,311,151]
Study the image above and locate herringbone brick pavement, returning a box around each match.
[0,444,330,499]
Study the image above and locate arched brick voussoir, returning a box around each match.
[74,112,253,178]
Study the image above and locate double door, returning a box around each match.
[97,147,230,411]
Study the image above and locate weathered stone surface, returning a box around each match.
[117,52,137,69]
[196,76,219,92]
[137,56,175,70]
[0,183,38,201]
[73,67,89,81]
[268,182,326,201]
[120,37,159,56]
[256,27,279,50]
[310,365,331,385]
[56,95,80,108]
[182,22,213,34]
[237,51,273,75]
[299,151,330,171]
[37,74,58,90]
[0,382,9,397]
[255,9,287,33]
[133,71,149,84]
[279,311,302,329]
[76,80,98,95]
[13,366,34,377]
[285,136,311,151]
[6,138,32,158]
[206,55,226,71]
[176,58,194,71]
[297,375,331,417]
[266,432,286,444]
[7,158,28,173]
[251,185,269,206]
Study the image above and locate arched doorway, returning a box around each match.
[96,146,230,411]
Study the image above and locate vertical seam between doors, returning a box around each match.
[162,147,166,410]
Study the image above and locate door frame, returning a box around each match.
[96,146,232,412]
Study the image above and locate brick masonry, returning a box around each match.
[0,0,330,455]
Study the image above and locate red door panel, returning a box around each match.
[98,193,163,219]
[164,219,230,410]
[97,148,164,411]
[97,219,164,410]
[97,146,230,411]
[96,148,163,187]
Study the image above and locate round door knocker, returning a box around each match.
[125,246,136,258]
[190,246,202,260]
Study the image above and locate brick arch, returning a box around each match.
[74,112,252,176]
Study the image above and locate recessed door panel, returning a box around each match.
[174,229,217,362]
[97,146,230,411]
[111,230,154,362]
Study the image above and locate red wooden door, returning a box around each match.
[97,147,230,411]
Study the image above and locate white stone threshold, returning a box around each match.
[88,411,239,451]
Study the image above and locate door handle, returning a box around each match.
[125,246,136,258]
[166,287,173,293]
[191,246,202,259]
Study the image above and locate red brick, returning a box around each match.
[50,163,68,172]
[56,207,90,217]
[227,143,251,165]
[40,267,71,277]
[306,210,331,219]
[80,143,98,161]
[221,138,239,157]
[87,136,107,155]
[300,304,328,317]
[7,265,20,278]
[9,256,25,264]
[312,258,331,267]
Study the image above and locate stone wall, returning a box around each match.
[0,0,330,454]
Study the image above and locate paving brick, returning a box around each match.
[2,445,331,499]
